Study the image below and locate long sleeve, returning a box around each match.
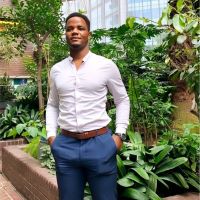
[46,68,59,139]
[107,62,130,134]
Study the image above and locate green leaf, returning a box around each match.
[126,172,144,185]
[149,171,169,189]
[38,127,47,138]
[185,20,198,32]
[154,145,173,164]
[182,169,199,182]
[146,188,162,200]
[117,177,134,187]
[149,145,166,155]
[123,160,135,166]
[21,131,29,137]
[174,172,189,189]
[187,177,200,192]
[127,130,135,144]
[139,17,150,23]
[177,0,184,12]
[136,186,146,193]
[160,175,181,187]
[122,188,148,200]
[172,14,184,33]
[16,123,26,134]
[134,132,143,144]
[155,157,188,174]
[132,167,149,180]
[27,127,38,137]
[177,35,187,44]
[7,128,17,138]
[191,162,196,172]
[24,136,40,158]
[128,131,142,144]
[122,150,141,157]
[31,109,35,119]
[126,17,136,29]
[117,155,126,177]
[158,7,168,26]
[148,175,157,192]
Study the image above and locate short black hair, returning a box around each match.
[65,12,90,31]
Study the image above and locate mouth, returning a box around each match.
[71,37,81,41]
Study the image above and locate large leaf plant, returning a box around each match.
[117,131,200,200]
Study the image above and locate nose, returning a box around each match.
[71,28,79,34]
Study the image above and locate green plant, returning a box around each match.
[116,131,199,199]
[158,0,200,117]
[0,35,20,61]
[0,104,43,140]
[159,123,200,173]
[37,143,55,173]
[90,19,173,143]
[0,0,64,113]
[0,73,15,101]
[128,74,174,145]
[14,81,38,109]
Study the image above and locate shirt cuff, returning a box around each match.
[115,127,126,134]
[47,131,57,139]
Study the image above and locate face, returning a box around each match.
[66,16,90,50]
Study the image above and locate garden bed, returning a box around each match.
[2,145,58,200]
[0,138,26,158]
[2,145,199,200]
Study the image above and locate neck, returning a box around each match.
[70,46,89,61]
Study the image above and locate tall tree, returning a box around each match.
[0,0,63,114]
[159,0,200,118]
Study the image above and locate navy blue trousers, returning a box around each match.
[51,130,117,200]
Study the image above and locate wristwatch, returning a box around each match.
[114,133,126,141]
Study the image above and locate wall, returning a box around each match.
[2,145,59,200]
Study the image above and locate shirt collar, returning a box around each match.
[68,51,92,63]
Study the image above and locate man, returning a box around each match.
[46,12,130,200]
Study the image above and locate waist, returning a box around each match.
[61,127,108,140]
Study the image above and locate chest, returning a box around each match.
[54,66,108,94]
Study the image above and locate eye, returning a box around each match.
[66,27,73,32]
[78,26,85,30]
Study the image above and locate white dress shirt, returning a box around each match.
[46,51,130,139]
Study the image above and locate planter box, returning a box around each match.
[0,138,26,158]
[2,145,58,200]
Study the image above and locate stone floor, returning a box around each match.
[0,160,26,200]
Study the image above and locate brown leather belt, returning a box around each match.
[61,127,108,140]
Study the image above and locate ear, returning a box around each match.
[88,31,92,39]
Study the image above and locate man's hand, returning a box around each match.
[47,136,56,146]
[112,134,123,150]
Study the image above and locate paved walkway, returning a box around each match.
[0,160,26,200]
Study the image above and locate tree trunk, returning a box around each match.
[37,46,44,118]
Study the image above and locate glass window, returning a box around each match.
[13,79,27,85]
[91,5,102,30]
[91,0,98,7]
[105,16,112,28]
[112,13,119,27]
[127,0,168,20]
[105,0,112,16]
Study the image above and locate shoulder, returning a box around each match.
[90,52,116,67]
[50,58,69,77]
[50,57,68,75]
